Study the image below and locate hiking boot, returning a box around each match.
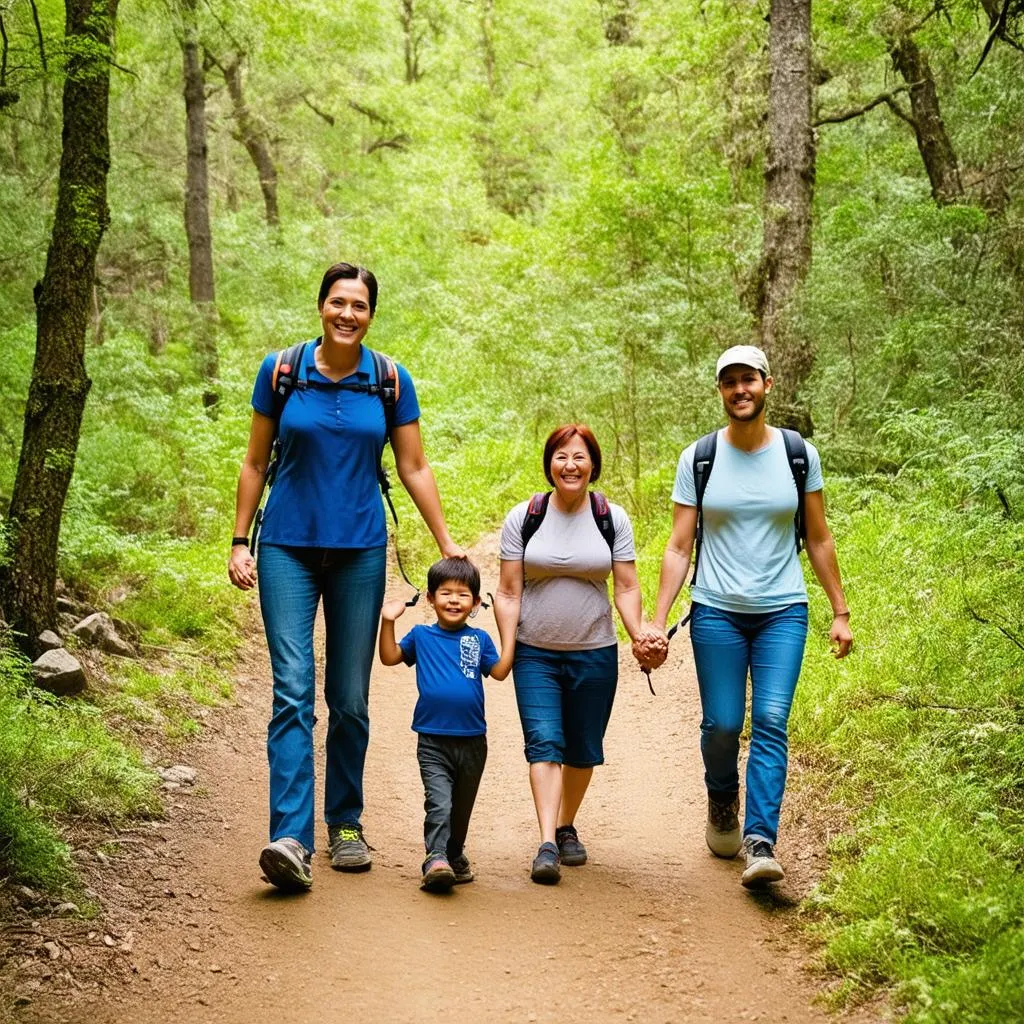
[259,837,312,892]
[555,824,588,866]
[450,854,474,885]
[705,795,742,858]
[421,856,457,893]
[328,823,372,872]
[741,837,785,887]
[530,842,561,885]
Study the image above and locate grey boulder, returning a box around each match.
[71,612,134,656]
[32,649,86,696]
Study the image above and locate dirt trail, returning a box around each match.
[11,537,881,1024]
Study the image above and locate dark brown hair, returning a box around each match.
[427,557,481,599]
[542,423,602,487]
[318,262,378,314]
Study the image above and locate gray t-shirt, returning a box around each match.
[672,428,823,613]
[499,498,636,651]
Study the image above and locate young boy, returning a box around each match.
[379,557,513,892]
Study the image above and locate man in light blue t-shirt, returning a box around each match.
[643,345,853,889]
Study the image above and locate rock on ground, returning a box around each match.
[31,649,86,696]
[71,612,134,657]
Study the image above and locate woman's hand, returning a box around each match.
[632,625,669,670]
[228,544,257,591]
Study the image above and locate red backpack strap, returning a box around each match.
[520,492,552,551]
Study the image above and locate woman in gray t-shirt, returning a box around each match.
[494,423,659,885]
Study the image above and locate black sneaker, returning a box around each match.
[530,842,561,885]
[328,823,372,872]
[740,837,785,887]
[450,854,474,885]
[259,837,312,892]
[705,795,742,858]
[555,824,588,866]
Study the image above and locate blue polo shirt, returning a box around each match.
[252,341,420,549]
[399,624,500,736]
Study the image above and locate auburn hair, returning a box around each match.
[542,423,602,487]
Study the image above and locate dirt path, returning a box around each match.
[9,539,883,1024]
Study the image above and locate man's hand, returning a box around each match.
[830,614,853,659]
[632,625,669,671]
[381,599,408,622]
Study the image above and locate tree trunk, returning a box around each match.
[0,0,119,655]
[756,0,816,435]
[889,34,964,206]
[399,0,424,83]
[180,0,218,407]
[219,54,279,228]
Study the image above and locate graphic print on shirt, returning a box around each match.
[459,634,481,679]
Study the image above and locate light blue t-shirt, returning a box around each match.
[399,624,500,736]
[252,341,420,549]
[671,428,823,613]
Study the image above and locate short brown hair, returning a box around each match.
[542,424,602,487]
[318,262,378,314]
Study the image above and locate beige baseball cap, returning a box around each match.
[716,344,770,380]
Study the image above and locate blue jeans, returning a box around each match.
[512,643,618,767]
[689,601,808,844]
[257,543,386,851]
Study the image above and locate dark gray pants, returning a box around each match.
[417,733,487,866]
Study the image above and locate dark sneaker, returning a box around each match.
[450,854,474,885]
[706,795,742,858]
[328,823,372,872]
[259,837,312,892]
[421,856,457,892]
[741,837,785,887]
[530,842,561,885]
[555,824,588,866]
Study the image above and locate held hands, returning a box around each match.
[381,598,408,622]
[228,545,256,591]
[632,625,669,671]
[830,614,853,659]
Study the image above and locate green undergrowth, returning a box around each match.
[790,467,1024,1022]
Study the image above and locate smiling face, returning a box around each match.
[427,578,480,630]
[549,434,594,502]
[717,364,772,422]
[318,277,373,352]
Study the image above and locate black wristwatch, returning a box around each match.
[231,536,250,548]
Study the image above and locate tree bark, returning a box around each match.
[399,0,424,83]
[179,0,218,407]
[755,0,816,434]
[889,33,964,205]
[0,0,119,655]
[216,53,279,228]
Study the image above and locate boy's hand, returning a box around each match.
[381,599,408,622]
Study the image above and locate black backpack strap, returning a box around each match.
[520,492,551,551]
[780,427,808,553]
[368,348,398,442]
[690,430,718,585]
[271,341,308,416]
[589,491,616,554]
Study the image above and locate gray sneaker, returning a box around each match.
[741,836,785,887]
[706,795,742,858]
[259,837,312,892]
[450,854,474,885]
[328,823,372,872]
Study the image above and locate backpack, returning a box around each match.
[689,427,808,585]
[520,491,616,555]
[264,339,400,521]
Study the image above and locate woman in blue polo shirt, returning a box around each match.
[228,262,464,893]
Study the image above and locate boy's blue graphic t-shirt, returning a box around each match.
[398,624,500,736]
[251,341,420,549]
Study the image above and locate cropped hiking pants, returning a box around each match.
[689,601,808,845]
[257,543,386,851]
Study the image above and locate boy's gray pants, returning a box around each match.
[416,732,488,866]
